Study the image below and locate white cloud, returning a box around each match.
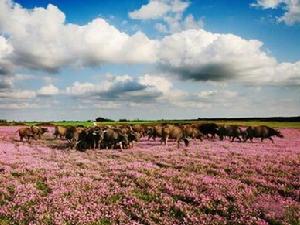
[66,81,98,96]
[0,35,13,76]
[0,0,158,72]
[0,0,299,89]
[0,102,39,109]
[129,0,189,20]
[37,84,59,96]
[0,90,36,99]
[139,74,172,93]
[157,28,300,85]
[130,0,203,34]
[252,0,300,25]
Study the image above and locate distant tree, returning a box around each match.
[119,119,128,122]
[95,117,114,122]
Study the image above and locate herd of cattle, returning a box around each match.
[17,123,284,151]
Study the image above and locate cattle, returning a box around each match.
[65,126,77,142]
[243,125,283,143]
[181,125,203,141]
[128,132,141,148]
[132,125,147,137]
[102,128,129,150]
[31,126,48,139]
[218,125,244,142]
[161,125,189,148]
[147,125,164,141]
[53,125,77,142]
[86,127,103,149]
[197,123,219,139]
[54,126,68,139]
[18,127,35,142]
[74,127,103,151]
[75,129,89,151]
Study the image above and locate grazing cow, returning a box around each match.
[161,125,189,148]
[102,128,129,150]
[243,125,283,143]
[197,123,219,139]
[18,127,35,142]
[31,126,48,139]
[65,126,77,142]
[128,132,141,148]
[54,126,68,139]
[218,125,243,142]
[86,127,103,149]
[76,129,89,151]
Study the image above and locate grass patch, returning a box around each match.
[170,206,185,220]
[89,218,112,225]
[36,180,51,196]
[133,189,157,202]
[10,171,24,177]
[107,194,123,204]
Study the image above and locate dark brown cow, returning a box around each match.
[243,125,283,143]
[218,125,243,142]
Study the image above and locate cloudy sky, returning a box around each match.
[0,0,300,121]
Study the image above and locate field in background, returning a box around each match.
[20,120,300,128]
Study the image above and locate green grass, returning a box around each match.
[14,120,300,129]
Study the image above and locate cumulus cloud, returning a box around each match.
[157,29,300,85]
[0,0,299,101]
[0,0,158,72]
[129,0,203,33]
[252,0,300,25]
[37,84,59,96]
[0,35,13,77]
[66,75,163,104]
[129,0,189,20]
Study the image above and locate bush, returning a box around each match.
[95,117,114,122]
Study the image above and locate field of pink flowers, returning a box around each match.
[0,126,299,225]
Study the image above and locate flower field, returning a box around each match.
[0,126,299,225]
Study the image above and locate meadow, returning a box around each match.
[0,125,299,225]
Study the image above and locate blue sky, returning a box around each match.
[0,0,300,121]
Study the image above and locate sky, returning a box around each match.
[0,0,300,121]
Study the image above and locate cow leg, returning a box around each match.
[231,137,235,142]
[177,139,180,148]
[261,138,264,142]
[237,136,242,142]
[268,137,274,143]
[165,135,169,146]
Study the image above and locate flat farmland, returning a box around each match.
[0,126,299,225]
